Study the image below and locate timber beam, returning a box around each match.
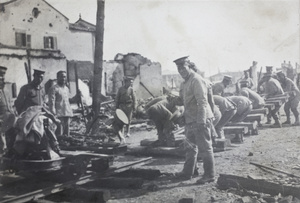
[225,121,258,135]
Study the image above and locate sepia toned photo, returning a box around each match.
[0,0,299,202]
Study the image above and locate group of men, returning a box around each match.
[1,57,299,182]
[256,66,300,127]
[114,56,297,185]
[14,69,79,136]
[0,67,80,156]
[158,56,300,185]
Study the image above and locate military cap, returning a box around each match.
[276,70,285,76]
[115,109,129,124]
[266,66,273,72]
[223,75,232,81]
[33,68,45,75]
[0,66,7,75]
[173,56,189,65]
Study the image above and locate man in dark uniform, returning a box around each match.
[239,84,265,109]
[227,96,253,123]
[277,71,300,126]
[145,94,177,147]
[257,66,277,93]
[213,95,237,139]
[115,76,136,137]
[15,69,46,115]
[212,75,232,96]
[239,70,254,89]
[264,73,284,127]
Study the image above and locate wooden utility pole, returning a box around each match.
[92,0,105,116]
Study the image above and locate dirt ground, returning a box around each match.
[105,113,300,203]
[1,111,300,203]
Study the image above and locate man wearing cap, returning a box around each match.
[212,75,232,96]
[239,70,254,89]
[277,71,300,126]
[115,76,136,138]
[48,71,80,137]
[173,56,215,184]
[213,95,237,139]
[188,62,219,138]
[144,94,178,147]
[15,69,46,115]
[263,73,284,127]
[257,66,277,93]
[227,96,253,123]
[239,85,265,109]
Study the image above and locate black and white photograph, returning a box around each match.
[0,0,299,202]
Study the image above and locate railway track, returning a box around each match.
[0,156,153,203]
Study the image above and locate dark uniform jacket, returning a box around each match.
[15,82,45,114]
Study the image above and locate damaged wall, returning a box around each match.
[67,60,119,97]
[135,63,163,99]
[0,46,66,95]
[112,53,163,100]
[69,53,163,100]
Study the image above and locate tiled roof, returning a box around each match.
[69,18,96,32]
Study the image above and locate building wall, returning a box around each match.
[67,60,118,97]
[0,0,95,62]
[0,47,66,95]
[134,63,163,99]
[62,30,95,62]
[0,0,69,49]
[0,0,95,97]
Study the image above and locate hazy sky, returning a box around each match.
[19,0,300,76]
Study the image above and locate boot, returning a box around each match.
[282,114,291,124]
[292,116,300,126]
[173,171,192,180]
[271,119,282,128]
[265,113,272,124]
[196,152,215,184]
[283,108,291,124]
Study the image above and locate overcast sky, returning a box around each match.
[20,0,300,76]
